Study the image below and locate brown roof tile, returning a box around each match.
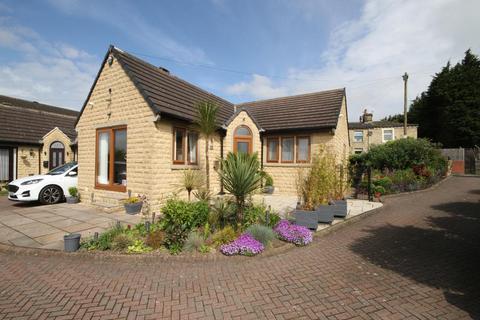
[237,89,345,131]
[0,95,78,145]
[112,48,235,124]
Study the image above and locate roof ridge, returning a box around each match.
[111,46,234,107]
[236,88,345,107]
[0,94,79,117]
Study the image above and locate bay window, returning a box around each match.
[96,126,127,191]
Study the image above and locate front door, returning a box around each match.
[49,142,65,170]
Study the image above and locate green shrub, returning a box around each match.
[373,185,386,195]
[265,212,281,228]
[161,199,210,250]
[81,223,124,251]
[243,203,266,228]
[183,231,205,252]
[211,226,237,247]
[68,186,78,198]
[209,198,237,229]
[145,229,165,249]
[261,171,274,187]
[245,224,275,246]
[373,176,393,192]
[111,233,134,251]
[127,240,152,254]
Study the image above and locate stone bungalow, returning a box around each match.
[76,46,350,210]
[349,110,417,154]
[0,95,78,183]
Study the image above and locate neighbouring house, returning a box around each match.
[348,109,417,154]
[75,46,349,211]
[0,95,78,183]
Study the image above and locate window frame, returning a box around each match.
[382,128,395,143]
[95,125,127,192]
[266,137,279,163]
[172,127,199,165]
[295,136,311,163]
[353,131,364,142]
[233,125,253,154]
[280,136,295,163]
[187,131,199,165]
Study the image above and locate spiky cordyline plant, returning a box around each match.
[219,152,262,224]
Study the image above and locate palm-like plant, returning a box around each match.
[196,101,219,191]
[179,169,204,201]
[219,152,262,223]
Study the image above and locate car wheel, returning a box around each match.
[39,185,63,205]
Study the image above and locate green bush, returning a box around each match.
[209,198,237,229]
[81,223,124,251]
[211,226,237,247]
[111,233,134,251]
[373,176,393,192]
[245,224,275,246]
[373,185,386,195]
[127,240,152,254]
[68,186,78,198]
[161,199,210,250]
[183,231,205,252]
[243,203,266,228]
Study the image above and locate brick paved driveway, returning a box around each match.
[0,176,479,319]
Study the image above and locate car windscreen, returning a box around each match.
[47,162,78,175]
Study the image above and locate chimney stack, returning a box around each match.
[361,109,373,123]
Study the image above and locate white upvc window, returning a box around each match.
[353,131,363,142]
[382,128,394,143]
[353,148,363,154]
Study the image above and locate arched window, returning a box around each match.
[233,125,252,154]
[49,141,65,169]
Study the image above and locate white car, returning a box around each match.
[8,162,78,204]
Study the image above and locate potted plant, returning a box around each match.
[293,150,337,229]
[66,186,80,204]
[64,233,81,252]
[262,172,275,194]
[374,185,385,200]
[124,196,143,214]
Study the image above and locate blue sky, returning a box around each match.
[0,0,479,120]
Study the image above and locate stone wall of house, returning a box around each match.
[262,97,350,196]
[16,146,40,178]
[76,55,222,212]
[40,128,75,174]
[349,125,418,153]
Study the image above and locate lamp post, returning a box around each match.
[402,72,409,137]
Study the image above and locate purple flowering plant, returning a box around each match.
[274,220,313,246]
[220,233,264,256]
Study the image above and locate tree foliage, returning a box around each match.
[196,101,219,190]
[408,49,480,147]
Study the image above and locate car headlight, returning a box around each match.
[21,179,43,185]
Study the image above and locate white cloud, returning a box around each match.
[226,74,288,100]
[0,19,97,110]
[225,0,480,119]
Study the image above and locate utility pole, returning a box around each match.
[402,72,409,137]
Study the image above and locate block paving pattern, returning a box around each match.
[0,176,479,319]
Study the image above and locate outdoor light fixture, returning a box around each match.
[107,55,113,66]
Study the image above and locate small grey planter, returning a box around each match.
[294,210,319,230]
[66,196,79,204]
[64,233,81,252]
[331,200,348,218]
[263,186,275,194]
[124,201,143,215]
[314,206,336,224]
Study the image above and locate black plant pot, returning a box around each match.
[64,233,81,252]
[66,196,79,204]
[124,202,143,215]
[263,186,275,194]
[293,210,319,230]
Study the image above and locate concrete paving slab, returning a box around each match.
[62,222,96,233]
[34,232,69,245]
[9,236,42,248]
[0,214,36,227]
[12,222,62,238]
[0,226,25,243]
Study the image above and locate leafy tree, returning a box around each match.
[408,49,480,147]
[196,101,219,191]
[178,169,204,201]
[380,114,404,123]
[219,152,262,224]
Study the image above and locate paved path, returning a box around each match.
[0,198,141,250]
[0,176,479,319]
